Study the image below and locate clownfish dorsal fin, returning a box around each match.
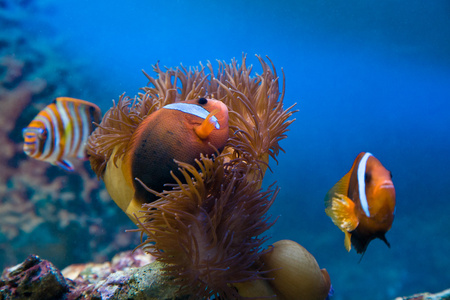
[195,108,220,140]
[325,193,359,251]
[325,170,352,208]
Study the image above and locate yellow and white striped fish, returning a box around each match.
[22,97,102,171]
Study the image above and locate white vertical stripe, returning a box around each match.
[57,100,72,158]
[357,152,372,217]
[78,105,90,158]
[67,101,80,155]
[163,103,220,129]
[46,107,62,163]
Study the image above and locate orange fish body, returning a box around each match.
[325,152,396,254]
[22,97,101,171]
[123,97,229,207]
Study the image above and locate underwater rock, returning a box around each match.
[394,288,450,300]
[94,261,185,300]
[0,249,188,300]
[0,254,68,300]
[66,260,183,300]
[3,248,447,300]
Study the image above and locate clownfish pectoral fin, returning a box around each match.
[56,159,74,172]
[325,193,359,251]
[194,109,220,140]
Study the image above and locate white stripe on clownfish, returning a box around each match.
[163,103,220,129]
[357,152,372,217]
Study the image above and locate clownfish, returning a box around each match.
[22,97,102,171]
[325,152,396,254]
[122,97,229,215]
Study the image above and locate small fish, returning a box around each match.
[325,152,396,254]
[121,97,229,217]
[23,97,102,171]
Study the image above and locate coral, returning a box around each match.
[233,240,332,300]
[0,0,139,271]
[258,240,331,300]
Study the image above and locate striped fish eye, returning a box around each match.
[23,127,46,140]
[38,129,47,140]
[22,127,47,155]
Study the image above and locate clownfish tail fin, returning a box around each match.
[195,109,220,140]
[380,234,391,248]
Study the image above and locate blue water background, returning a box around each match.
[25,1,450,299]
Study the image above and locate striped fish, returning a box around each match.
[22,97,102,171]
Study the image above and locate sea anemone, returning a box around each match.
[87,55,295,183]
[86,55,297,298]
[135,155,278,298]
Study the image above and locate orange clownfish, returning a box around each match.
[325,152,396,254]
[22,97,102,171]
[123,97,229,209]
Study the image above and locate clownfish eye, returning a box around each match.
[198,98,208,105]
[365,172,371,183]
[389,171,393,179]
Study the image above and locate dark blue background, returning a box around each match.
[35,1,450,298]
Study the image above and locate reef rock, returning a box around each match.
[394,288,450,300]
[0,254,68,300]
[0,249,188,300]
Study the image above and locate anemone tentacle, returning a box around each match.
[87,56,296,299]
